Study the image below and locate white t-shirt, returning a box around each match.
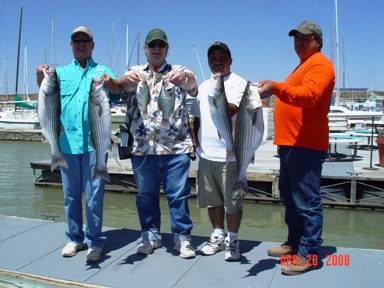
[190,72,247,162]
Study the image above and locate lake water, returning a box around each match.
[0,140,383,250]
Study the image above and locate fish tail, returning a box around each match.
[142,111,149,120]
[160,118,170,129]
[93,167,110,182]
[50,152,68,172]
[231,178,248,200]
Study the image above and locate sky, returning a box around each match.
[0,0,383,96]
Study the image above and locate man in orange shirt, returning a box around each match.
[258,20,335,275]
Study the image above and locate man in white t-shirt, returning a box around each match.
[190,42,246,261]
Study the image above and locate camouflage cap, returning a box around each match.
[71,26,93,39]
[145,28,168,44]
[289,20,322,37]
[207,42,231,58]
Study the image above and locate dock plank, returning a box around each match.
[0,216,383,288]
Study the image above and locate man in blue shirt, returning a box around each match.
[36,26,120,263]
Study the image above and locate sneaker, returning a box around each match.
[86,246,103,263]
[224,239,241,261]
[200,234,225,256]
[281,255,316,275]
[137,239,163,255]
[61,242,84,257]
[174,240,196,259]
[268,242,298,257]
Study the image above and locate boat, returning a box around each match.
[0,105,40,130]
[328,105,383,131]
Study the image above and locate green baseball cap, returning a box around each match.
[145,28,168,44]
[289,20,322,37]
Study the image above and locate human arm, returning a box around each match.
[167,70,198,97]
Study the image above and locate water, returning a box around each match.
[0,140,383,250]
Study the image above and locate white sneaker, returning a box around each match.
[225,238,241,261]
[137,239,163,254]
[86,247,103,263]
[62,242,84,257]
[174,240,196,259]
[200,233,225,255]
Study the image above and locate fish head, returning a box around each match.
[42,68,58,94]
[244,81,262,111]
[90,78,106,103]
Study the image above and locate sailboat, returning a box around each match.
[0,6,40,130]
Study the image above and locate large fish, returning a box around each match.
[38,68,68,172]
[208,74,235,162]
[89,77,111,182]
[232,81,264,200]
[136,75,150,120]
[158,76,176,129]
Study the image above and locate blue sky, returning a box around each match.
[1,0,383,95]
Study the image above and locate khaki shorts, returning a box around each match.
[196,157,243,214]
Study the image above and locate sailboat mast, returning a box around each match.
[52,16,55,68]
[335,0,340,106]
[125,24,129,70]
[15,6,23,94]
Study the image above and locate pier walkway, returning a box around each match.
[0,215,383,288]
[31,139,384,209]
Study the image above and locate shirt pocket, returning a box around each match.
[59,75,77,98]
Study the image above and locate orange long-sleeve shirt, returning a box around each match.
[272,52,335,151]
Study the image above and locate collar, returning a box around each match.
[143,61,172,74]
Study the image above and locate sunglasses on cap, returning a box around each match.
[72,38,92,43]
[147,41,167,48]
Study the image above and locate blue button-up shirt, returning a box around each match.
[56,58,119,154]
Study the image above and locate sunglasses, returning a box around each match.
[72,38,92,43]
[147,41,167,48]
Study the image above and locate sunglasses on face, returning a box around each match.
[72,38,92,44]
[147,41,167,48]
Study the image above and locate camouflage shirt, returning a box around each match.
[122,61,197,155]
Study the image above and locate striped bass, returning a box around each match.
[208,74,235,162]
[232,81,264,199]
[38,68,68,172]
[89,78,111,182]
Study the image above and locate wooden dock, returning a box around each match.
[0,215,383,288]
[30,139,384,209]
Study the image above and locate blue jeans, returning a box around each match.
[60,151,107,248]
[132,154,193,243]
[278,146,326,258]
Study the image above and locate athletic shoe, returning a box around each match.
[86,246,103,263]
[224,238,241,261]
[200,233,225,255]
[174,240,196,259]
[61,242,84,257]
[267,242,298,257]
[137,240,163,255]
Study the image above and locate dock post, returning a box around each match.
[347,172,362,203]
[270,169,280,198]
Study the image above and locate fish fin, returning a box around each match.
[160,119,170,129]
[98,103,103,118]
[231,179,248,200]
[50,152,68,172]
[93,167,110,182]
[226,150,236,164]
[142,111,149,120]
